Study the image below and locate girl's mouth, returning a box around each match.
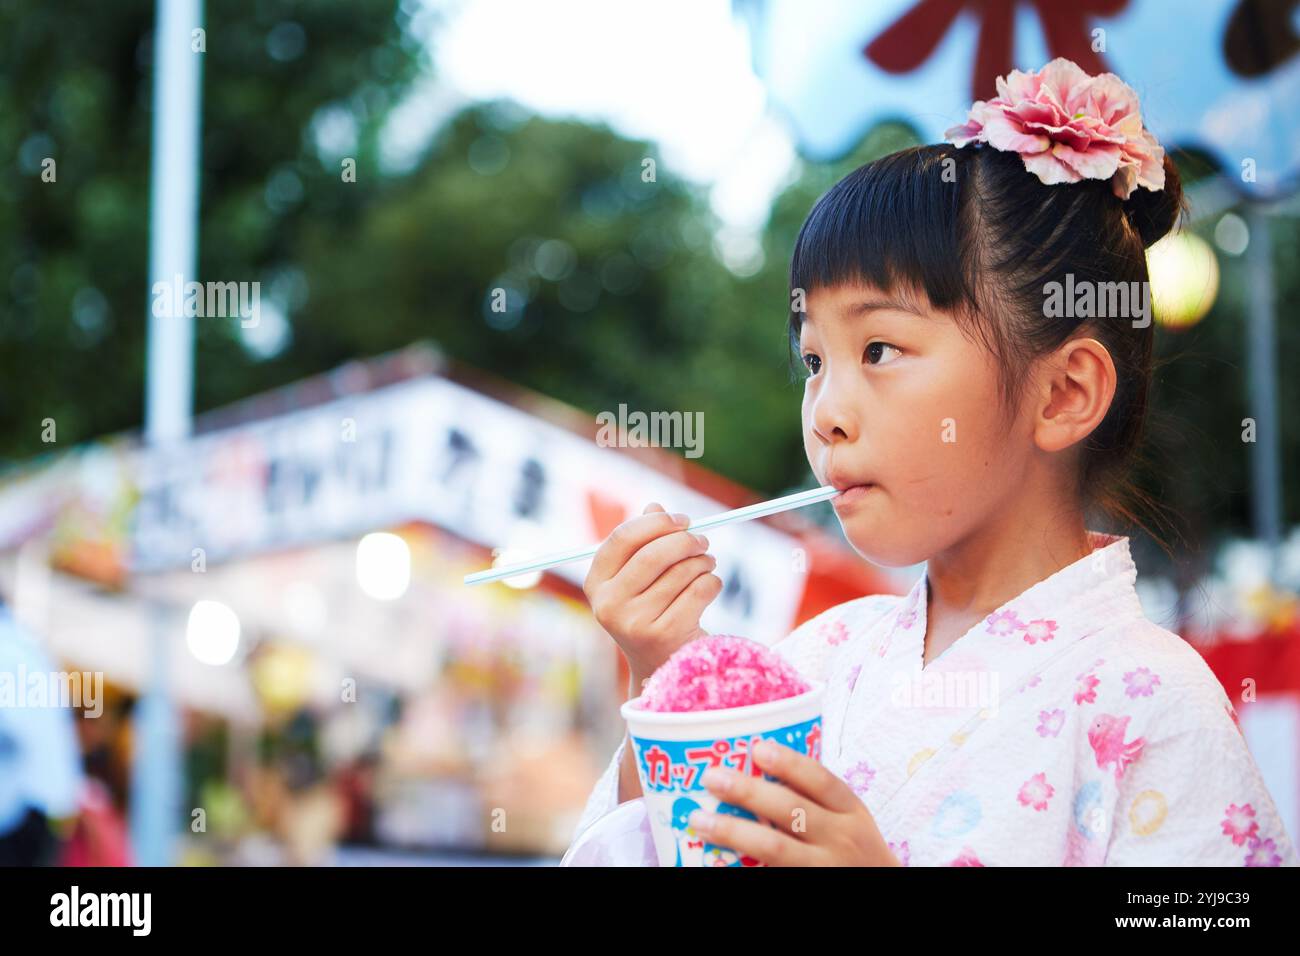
[831,484,874,511]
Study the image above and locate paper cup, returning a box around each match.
[620,682,824,867]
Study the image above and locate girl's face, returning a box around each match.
[799,282,1038,567]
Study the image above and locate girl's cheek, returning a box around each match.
[881,381,995,494]
[800,396,819,460]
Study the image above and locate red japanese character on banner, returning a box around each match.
[864,0,1129,100]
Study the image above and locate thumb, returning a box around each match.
[643,501,667,515]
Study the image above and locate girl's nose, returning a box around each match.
[809,379,859,446]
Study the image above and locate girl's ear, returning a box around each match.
[1033,336,1117,454]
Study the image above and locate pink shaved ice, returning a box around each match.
[636,634,811,713]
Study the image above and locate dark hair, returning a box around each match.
[788,143,1184,527]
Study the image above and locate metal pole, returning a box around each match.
[1244,206,1283,582]
[131,0,203,867]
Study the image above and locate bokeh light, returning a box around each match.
[186,599,241,666]
[1147,231,1220,329]
[356,532,411,601]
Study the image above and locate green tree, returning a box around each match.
[0,0,424,459]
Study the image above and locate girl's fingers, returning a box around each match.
[610,528,709,598]
[631,553,716,612]
[751,741,860,815]
[686,809,813,867]
[649,570,723,634]
[700,768,825,842]
[587,507,688,585]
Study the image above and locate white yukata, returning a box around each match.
[570,533,1298,866]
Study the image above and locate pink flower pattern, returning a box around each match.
[1123,667,1160,698]
[1221,803,1283,865]
[985,610,1023,637]
[1017,773,1054,811]
[1036,708,1065,738]
[1221,804,1259,846]
[822,619,850,646]
[1073,672,1100,705]
[844,761,876,796]
[1022,619,1057,645]
[1245,836,1283,867]
[1018,674,1043,695]
[949,847,985,867]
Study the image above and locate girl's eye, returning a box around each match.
[801,353,822,376]
[865,342,902,365]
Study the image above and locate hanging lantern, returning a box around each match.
[1147,232,1220,329]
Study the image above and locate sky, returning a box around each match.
[388,0,797,233]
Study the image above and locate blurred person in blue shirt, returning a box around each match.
[0,591,84,865]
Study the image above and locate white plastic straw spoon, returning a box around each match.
[463,484,840,586]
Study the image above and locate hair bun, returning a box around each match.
[1122,154,1184,248]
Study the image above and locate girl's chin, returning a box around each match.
[838,516,930,569]
[848,544,925,569]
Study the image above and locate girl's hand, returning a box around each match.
[583,502,723,686]
[691,739,901,866]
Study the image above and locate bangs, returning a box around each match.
[787,145,981,351]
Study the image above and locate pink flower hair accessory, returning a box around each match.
[944,57,1165,200]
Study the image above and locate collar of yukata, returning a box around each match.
[907,531,1145,648]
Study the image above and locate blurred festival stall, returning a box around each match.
[0,344,887,864]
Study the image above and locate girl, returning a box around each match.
[569,59,1297,866]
